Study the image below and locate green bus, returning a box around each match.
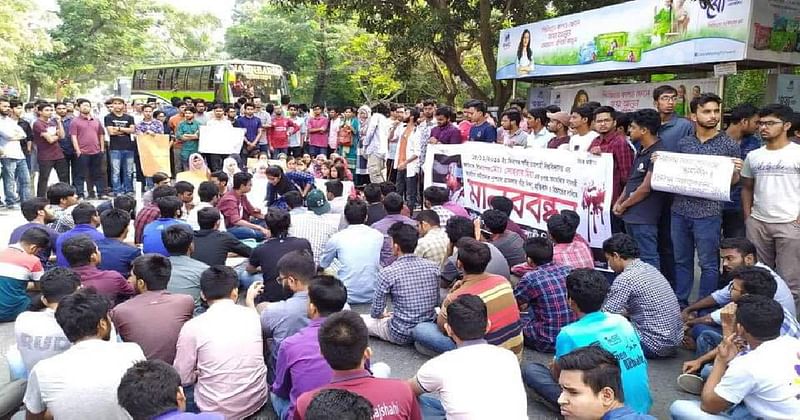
[131,60,296,104]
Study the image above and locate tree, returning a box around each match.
[145,6,222,61]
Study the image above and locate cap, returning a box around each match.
[546,111,570,126]
[305,189,331,215]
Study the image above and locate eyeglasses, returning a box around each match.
[658,96,678,102]
[756,120,784,127]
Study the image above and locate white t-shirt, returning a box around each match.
[527,127,555,149]
[714,335,800,418]
[14,309,71,374]
[24,339,145,419]
[741,142,800,223]
[415,342,527,420]
[569,130,598,152]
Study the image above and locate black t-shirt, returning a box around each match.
[622,139,666,225]
[249,236,312,302]
[192,229,252,266]
[104,113,135,150]
[366,203,387,226]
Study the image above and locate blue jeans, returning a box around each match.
[309,145,326,158]
[671,212,721,305]
[270,393,290,419]
[670,399,754,419]
[238,271,263,290]
[696,329,723,358]
[418,394,446,420]
[1,158,31,206]
[625,223,660,271]
[228,225,266,241]
[273,147,288,157]
[109,150,135,194]
[411,322,456,354]
[521,363,561,406]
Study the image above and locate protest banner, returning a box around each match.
[424,143,614,267]
[136,134,171,177]
[199,126,246,155]
[651,152,734,201]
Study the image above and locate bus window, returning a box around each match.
[188,67,204,91]
[202,66,215,90]
[144,70,159,90]
[133,70,143,89]
[156,69,165,90]
[162,68,174,90]
[175,68,188,90]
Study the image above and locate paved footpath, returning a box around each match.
[0,207,694,419]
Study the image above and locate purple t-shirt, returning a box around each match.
[69,115,104,154]
[33,120,64,161]
[307,116,329,148]
[430,124,462,144]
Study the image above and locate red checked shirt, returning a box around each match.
[553,240,595,270]
[134,203,160,244]
[267,116,299,149]
[589,131,634,203]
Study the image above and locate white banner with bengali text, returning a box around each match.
[199,126,246,155]
[651,152,733,201]
[423,143,614,249]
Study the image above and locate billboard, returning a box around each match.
[748,0,800,64]
[497,0,753,79]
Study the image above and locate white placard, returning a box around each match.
[199,126,246,155]
[651,152,734,201]
[714,62,737,77]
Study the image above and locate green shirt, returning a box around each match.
[176,120,201,159]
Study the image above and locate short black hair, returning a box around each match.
[344,199,368,225]
[602,233,640,259]
[720,237,758,261]
[545,105,561,113]
[434,106,455,121]
[729,103,759,123]
[156,196,182,219]
[265,207,291,237]
[758,103,794,123]
[40,267,81,303]
[652,85,678,101]
[325,180,344,198]
[277,250,316,284]
[21,197,49,221]
[363,183,383,203]
[152,185,178,201]
[615,112,632,133]
[162,225,193,256]
[423,186,448,206]
[379,182,397,196]
[318,310,369,370]
[735,295,783,340]
[174,181,194,196]
[210,171,228,184]
[308,275,348,317]
[197,181,219,203]
[732,266,777,298]
[383,192,403,214]
[571,105,593,122]
[546,214,576,243]
[197,207,221,230]
[445,216,474,245]
[306,389,373,420]
[233,172,252,190]
[415,209,440,227]
[464,99,487,114]
[489,196,513,217]
[524,236,554,266]
[118,360,181,419]
[446,294,487,341]
[46,182,77,206]
[132,254,171,291]
[112,195,137,215]
[19,226,50,250]
[456,237,491,274]
[501,109,521,125]
[100,209,130,239]
[557,346,624,402]
[388,222,418,254]
[593,105,616,120]
[55,289,111,343]
[630,109,661,135]
[284,190,304,209]
[566,268,609,313]
[62,235,97,267]
[689,92,722,114]
[72,202,98,225]
[200,265,239,301]
[481,209,508,234]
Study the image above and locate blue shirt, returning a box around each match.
[8,222,59,267]
[725,134,761,210]
[601,406,656,420]
[142,219,189,256]
[58,116,75,155]
[96,238,141,278]
[657,114,694,152]
[468,121,497,143]
[319,224,384,304]
[235,115,262,142]
[555,311,652,414]
[56,224,105,267]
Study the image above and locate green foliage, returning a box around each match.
[725,70,768,109]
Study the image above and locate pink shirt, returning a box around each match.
[68,115,104,155]
[173,300,267,419]
[307,116,329,148]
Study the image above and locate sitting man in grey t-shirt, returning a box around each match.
[441,216,511,289]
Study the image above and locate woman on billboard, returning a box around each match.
[517,29,533,75]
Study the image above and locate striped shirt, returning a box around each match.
[438,274,523,357]
[0,246,44,321]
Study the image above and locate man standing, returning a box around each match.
[175,107,201,171]
[500,109,527,147]
[268,107,299,157]
[306,104,329,157]
[669,93,741,306]
[362,103,390,183]
[201,104,232,172]
[54,102,76,185]
[465,100,496,143]
[32,103,67,198]
[235,103,262,163]
[545,111,571,149]
[589,106,634,233]
[723,104,761,238]
[287,104,307,158]
[70,98,107,199]
[104,98,136,196]
[428,106,461,145]
[742,103,800,303]
[526,108,554,148]
[0,98,31,209]
[568,105,598,152]
[394,108,421,212]
[192,99,208,126]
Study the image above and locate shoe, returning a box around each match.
[98,195,111,200]
[413,342,439,358]
[677,373,704,395]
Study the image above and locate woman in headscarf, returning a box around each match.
[176,153,210,188]
[355,105,371,186]
[338,106,360,170]
[222,157,241,192]
[248,162,270,212]
[264,165,301,210]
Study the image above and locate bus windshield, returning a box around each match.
[228,63,284,103]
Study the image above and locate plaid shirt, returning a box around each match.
[513,262,575,352]
[589,131,634,203]
[602,259,683,357]
[134,203,161,244]
[288,209,339,264]
[414,227,450,268]
[370,254,440,344]
[553,240,594,269]
[48,204,76,234]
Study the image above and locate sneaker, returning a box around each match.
[413,342,439,358]
[677,373,704,395]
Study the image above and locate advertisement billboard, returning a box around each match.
[748,0,800,64]
[497,0,753,79]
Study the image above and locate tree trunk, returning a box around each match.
[312,19,329,104]
[477,0,513,107]
[27,79,40,102]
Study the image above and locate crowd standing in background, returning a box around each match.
[0,87,798,420]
